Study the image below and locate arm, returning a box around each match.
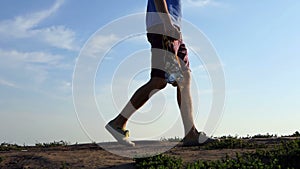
[153,0,181,39]
[153,0,173,26]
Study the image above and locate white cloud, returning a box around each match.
[183,0,222,8]
[186,0,211,6]
[192,63,225,72]
[0,0,78,51]
[125,34,148,45]
[0,48,70,86]
[0,78,18,88]
[35,25,78,51]
[82,34,119,58]
[0,49,62,66]
[0,0,63,37]
[0,48,75,100]
[60,80,72,93]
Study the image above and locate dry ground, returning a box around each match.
[0,138,294,169]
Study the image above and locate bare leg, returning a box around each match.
[111,77,167,129]
[178,71,218,146]
[177,71,196,136]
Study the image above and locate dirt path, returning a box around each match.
[0,141,256,169]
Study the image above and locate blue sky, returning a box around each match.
[0,0,299,145]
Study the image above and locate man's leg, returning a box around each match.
[110,77,167,129]
[178,71,218,146]
[177,71,197,136]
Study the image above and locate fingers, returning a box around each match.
[164,24,181,40]
[172,26,181,40]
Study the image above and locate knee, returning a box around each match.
[149,77,167,90]
[179,71,191,87]
[184,70,191,79]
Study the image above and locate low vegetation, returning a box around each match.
[186,139,300,169]
[1,132,299,168]
[35,140,69,147]
[135,132,300,169]
[0,143,22,151]
[203,136,267,150]
[0,140,69,151]
[135,154,183,169]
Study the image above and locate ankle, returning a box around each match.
[110,116,127,129]
[185,126,198,137]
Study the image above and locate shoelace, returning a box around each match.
[117,127,130,137]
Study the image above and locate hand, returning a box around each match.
[163,22,181,40]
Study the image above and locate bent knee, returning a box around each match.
[149,77,167,89]
[178,71,191,87]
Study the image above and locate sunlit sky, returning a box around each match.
[0,0,299,145]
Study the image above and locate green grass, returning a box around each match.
[161,136,182,142]
[60,161,71,169]
[135,138,300,169]
[203,136,267,150]
[187,140,300,169]
[1,132,299,168]
[289,131,300,137]
[251,133,277,139]
[135,154,183,169]
[0,142,22,151]
[35,140,69,147]
[0,140,69,151]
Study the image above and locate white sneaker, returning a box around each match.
[183,130,218,146]
[198,132,216,144]
[105,123,135,147]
